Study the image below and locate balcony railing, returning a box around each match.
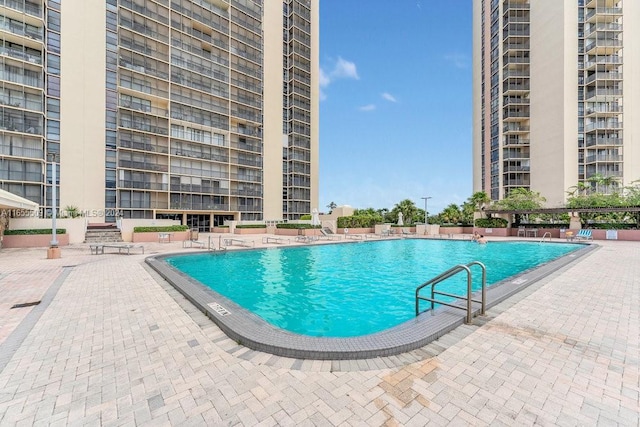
[585,121,622,132]
[0,0,42,18]
[584,38,622,52]
[0,45,42,64]
[585,137,622,147]
[0,144,43,159]
[585,71,622,85]
[585,88,622,100]
[584,22,622,38]
[118,180,168,191]
[585,8,623,22]
[585,154,622,163]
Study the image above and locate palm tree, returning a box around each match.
[391,199,420,225]
[468,192,491,216]
[326,201,337,213]
[440,203,462,225]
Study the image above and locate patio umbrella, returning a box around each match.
[311,208,320,226]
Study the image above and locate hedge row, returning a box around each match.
[275,224,321,229]
[3,228,67,235]
[235,224,267,229]
[133,225,189,232]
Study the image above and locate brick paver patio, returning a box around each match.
[0,236,638,426]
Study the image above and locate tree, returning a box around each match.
[469,191,491,211]
[440,203,462,225]
[493,187,546,211]
[326,201,337,213]
[390,199,421,225]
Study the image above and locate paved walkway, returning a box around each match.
[0,237,638,426]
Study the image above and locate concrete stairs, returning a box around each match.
[84,223,123,243]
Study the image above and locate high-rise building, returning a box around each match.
[0,0,318,229]
[473,0,640,206]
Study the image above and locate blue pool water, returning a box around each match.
[166,240,579,338]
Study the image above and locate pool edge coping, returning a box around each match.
[145,241,598,360]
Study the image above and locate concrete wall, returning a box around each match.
[8,218,87,244]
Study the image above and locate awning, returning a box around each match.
[0,189,40,212]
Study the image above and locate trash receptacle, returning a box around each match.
[190,229,199,241]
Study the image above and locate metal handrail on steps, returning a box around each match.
[539,232,552,243]
[415,261,486,324]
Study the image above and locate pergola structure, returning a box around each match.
[484,206,640,215]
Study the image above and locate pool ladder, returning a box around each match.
[539,232,552,243]
[415,261,486,324]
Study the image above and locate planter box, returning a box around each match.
[212,227,230,233]
[132,231,189,243]
[1,234,69,248]
[274,228,321,236]
[234,227,267,235]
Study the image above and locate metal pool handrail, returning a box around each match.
[415,261,487,324]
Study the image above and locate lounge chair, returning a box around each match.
[319,229,341,240]
[574,229,593,240]
[401,228,416,237]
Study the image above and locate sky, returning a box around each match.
[318,1,473,215]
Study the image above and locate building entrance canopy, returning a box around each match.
[0,189,40,212]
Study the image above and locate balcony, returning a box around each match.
[585,170,622,179]
[585,137,622,147]
[585,88,622,100]
[585,121,622,132]
[0,144,43,159]
[585,71,622,85]
[585,8,622,23]
[0,0,42,18]
[118,159,168,173]
[584,22,622,38]
[503,97,530,106]
[118,180,168,191]
[584,38,622,54]
[503,138,530,147]
[503,124,529,133]
[584,55,621,70]
[585,104,622,117]
[503,178,530,186]
[503,109,530,120]
[503,0,530,10]
[503,165,530,172]
[585,154,622,164]
[0,45,42,64]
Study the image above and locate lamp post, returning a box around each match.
[421,196,432,225]
[47,153,60,259]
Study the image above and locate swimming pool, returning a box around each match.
[164,239,581,338]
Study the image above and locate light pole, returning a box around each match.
[49,153,58,247]
[47,153,60,259]
[421,196,432,225]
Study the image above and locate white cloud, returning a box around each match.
[359,104,376,112]
[319,68,330,88]
[381,92,397,103]
[320,57,360,88]
[444,53,469,69]
[332,57,359,80]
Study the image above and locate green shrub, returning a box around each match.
[214,225,229,228]
[299,214,312,220]
[276,223,320,229]
[4,228,66,235]
[337,216,377,228]
[474,218,508,228]
[133,225,189,232]
[235,224,267,229]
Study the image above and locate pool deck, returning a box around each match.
[0,234,638,425]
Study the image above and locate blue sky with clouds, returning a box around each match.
[318,1,473,215]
